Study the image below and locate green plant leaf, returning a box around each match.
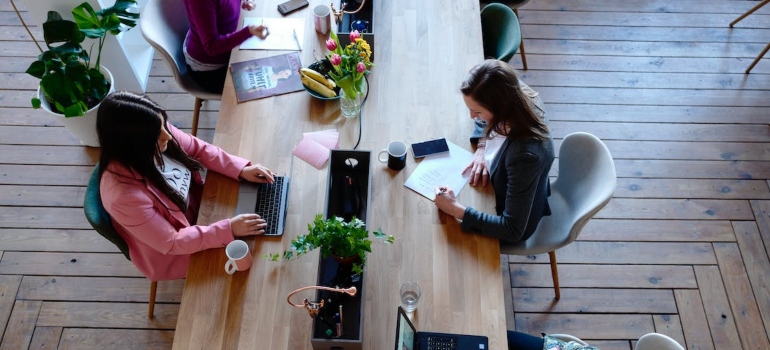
[42,15,84,47]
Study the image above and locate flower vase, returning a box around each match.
[339,83,367,119]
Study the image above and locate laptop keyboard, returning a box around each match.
[254,176,287,236]
[425,335,458,350]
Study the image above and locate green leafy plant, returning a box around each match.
[25,0,139,117]
[265,214,394,274]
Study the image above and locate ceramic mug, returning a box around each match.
[224,240,253,274]
[313,5,331,35]
[378,141,408,171]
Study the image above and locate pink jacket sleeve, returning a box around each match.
[106,182,234,256]
[168,122,250,180]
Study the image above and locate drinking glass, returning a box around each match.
[400,281,421,313]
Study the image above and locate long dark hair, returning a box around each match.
[460,59,549,141]
[96,91,204,211]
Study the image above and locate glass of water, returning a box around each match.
[400,281,421,313]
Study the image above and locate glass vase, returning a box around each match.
[339,84,367,119]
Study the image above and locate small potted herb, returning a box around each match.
[265,214,394,274]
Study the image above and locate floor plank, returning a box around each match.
[58,328,174,350]
[693,265,742,350]
[731,221,770,344]
[0,299,41,350]
[579,219,736,242]
[507,241,717,265]
[510,264,697,289]
[514,313,655,340]
[0,275,22,344]
[28,326,62,350]
[512,288,677,314]
[713,243,770,349]
[36,301,178,329]
[18,276,184,303]
[674,289,714,350]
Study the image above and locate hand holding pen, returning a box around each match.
[434,186,465,222]
[248,19,270,39]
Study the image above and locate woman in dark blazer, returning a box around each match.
[434,59,554,244]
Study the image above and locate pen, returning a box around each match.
[292,28,302,51]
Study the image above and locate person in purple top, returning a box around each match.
[182,0,270,93]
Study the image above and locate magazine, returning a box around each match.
[231,52,303,103]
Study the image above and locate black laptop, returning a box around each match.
[395,306,489,350]
[234,175,290,236]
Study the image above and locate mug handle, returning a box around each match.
[378,149,389,163]
[225,259,237,275]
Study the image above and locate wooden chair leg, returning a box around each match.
[730,0,769,27]
[192,98,203,137]
[746,42,770,74]
[148,280,157,319]
[514,9,528,70]
[548,251,560,300]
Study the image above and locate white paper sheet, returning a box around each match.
[239,17,305,51]
[404,140,473,201]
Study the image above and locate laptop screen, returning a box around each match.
[395,307,417,350]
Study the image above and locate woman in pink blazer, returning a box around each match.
[96,91,274,281]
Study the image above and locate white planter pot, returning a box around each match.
[37,67,115,147]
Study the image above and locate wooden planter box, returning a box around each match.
[311,150,372,350]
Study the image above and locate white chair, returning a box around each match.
[140,0,221,136]
[635,333,685,350]
[500,132,617,300]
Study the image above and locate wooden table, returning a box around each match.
[172,0,507,349]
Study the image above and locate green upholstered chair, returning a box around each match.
[480,3,526,69]
[482,0,530,69]
[84,164,158,318]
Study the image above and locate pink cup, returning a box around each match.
[224,240,253,274]
[314,5,331,34]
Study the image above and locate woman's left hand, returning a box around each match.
[240,163,275,184]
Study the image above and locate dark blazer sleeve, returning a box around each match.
[460,147,547,243]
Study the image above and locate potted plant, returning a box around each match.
[23,0,139,146]
[265,214,394,274]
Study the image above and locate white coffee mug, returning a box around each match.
[224,240,253,274]
[314,5,331,35]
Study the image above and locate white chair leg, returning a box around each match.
[549,251,560,300]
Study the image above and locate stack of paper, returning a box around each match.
[240,17,305,51]
[404,140,473,201]
[293,129,339,169]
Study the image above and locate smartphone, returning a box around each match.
[277,0,309,15]
[411,138,450,158]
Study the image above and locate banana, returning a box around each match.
[301,75,337,98]
[300,68,336,90]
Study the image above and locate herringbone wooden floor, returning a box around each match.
[1,0,769,349]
